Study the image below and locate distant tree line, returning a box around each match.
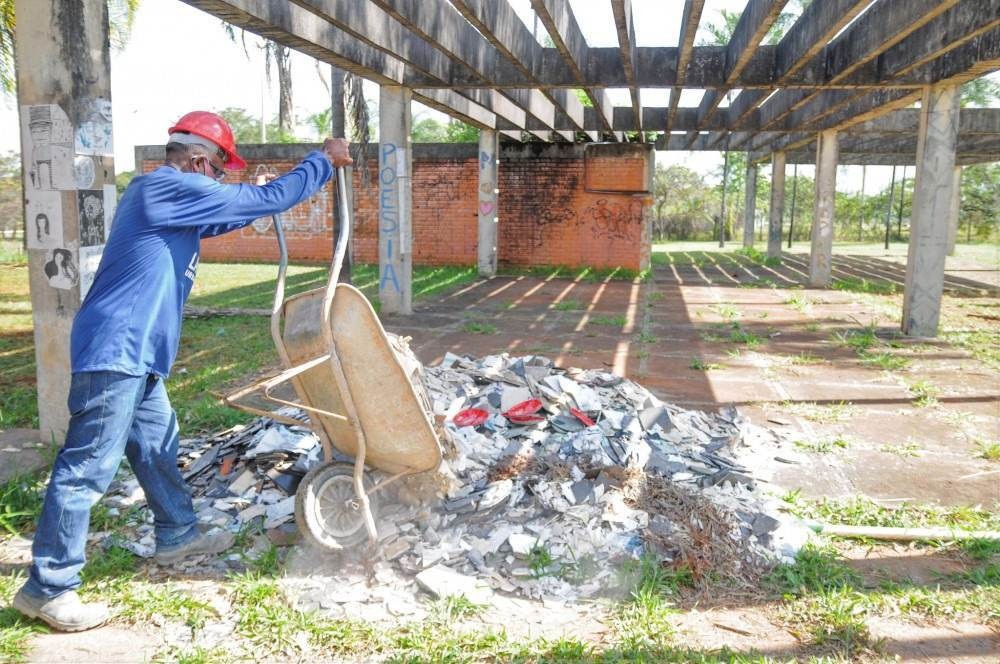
[651,161,999,245]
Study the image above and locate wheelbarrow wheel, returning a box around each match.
[295,462,378,550]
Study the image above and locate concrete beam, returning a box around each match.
[378,86,413,314]
[809,130,838,288]
[743,163,758,248]
[903,85,961,336]
[15,0,116,441]
[768,151,786,258]
[477,129,499,276]
[611,0,641,131]
[856,0,1000,84]
[370,0,571,136]
[669,0,707,128]
[448,0,587,133]
[530,0,615,133]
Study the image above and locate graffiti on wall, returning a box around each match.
[379,142,402,295]
[583,199,645,243]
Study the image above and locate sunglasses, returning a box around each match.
[192,155,226,182]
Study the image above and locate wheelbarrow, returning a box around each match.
[225,164,442,549]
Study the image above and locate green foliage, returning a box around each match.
[782,493,1000,531]
[461,319,497,335]
[411,117,479,143]
[115,169,135,197]
[766,543,861,596]
[0,150,21,240]
[216,107,300,144]
[0,472,45,536]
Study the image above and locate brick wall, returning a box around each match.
[136,142,653,271]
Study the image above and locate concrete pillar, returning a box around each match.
[378,86,412,314]
[946,165,962,256]
[809,130,838,287]
[477,129,499,276]
[15,0,116,442]
[903,85,960,337]
[767,151,785,258]
[742,162,757,248]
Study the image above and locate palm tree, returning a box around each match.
[0,0,139,95]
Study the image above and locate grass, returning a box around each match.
[767,540,1000,659]
[859,351,910,371]
[0,261,479,433]
[783,292,812,313]
[973,438,1000,462]
[781,400,859,424]
[553,299,584,311]
[782,492,1000,531]
[689,358,721,371]
[0,472,46,537]
[1,571,48,663]
[879,441,923,458]
[461,320,497,335]
[786,352,824,365]
[503,264,649,283]
[735,246,781,268]
[793,437,851,454]
[907,379,940,407]
[588,314,628,327]
[831,276,898,295]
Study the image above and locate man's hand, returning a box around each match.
[322,138,353,167]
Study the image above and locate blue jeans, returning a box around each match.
[24,371,199,599]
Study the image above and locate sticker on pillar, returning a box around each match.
[75,98,114,156]
[78,190,105,246]
[72,156,96,189]
[79,245,104,299]
[43,248,79,290]
[21,104,73,191]
[25,190,63,250]
[102,184,118,233]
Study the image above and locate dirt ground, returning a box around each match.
[7,247,999,662]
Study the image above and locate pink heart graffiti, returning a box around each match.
[479,201,495,215]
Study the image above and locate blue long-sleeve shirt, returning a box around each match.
[71,150,333,378]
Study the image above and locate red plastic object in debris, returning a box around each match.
[503,398,546,424]
[570,408,596,427]
[452,408,489,428]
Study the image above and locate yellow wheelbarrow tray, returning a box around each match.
[225,165,442,550]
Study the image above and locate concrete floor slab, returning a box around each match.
[382,252,999,507]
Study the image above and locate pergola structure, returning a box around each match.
[11,0,1000,440]
[177,0,999,318]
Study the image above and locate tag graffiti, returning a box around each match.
[379,142,401,294]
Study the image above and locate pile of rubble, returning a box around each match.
[101,353,809,599]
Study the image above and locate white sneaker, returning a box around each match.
[13,588,109,632]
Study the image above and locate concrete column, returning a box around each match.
[946,165,962,256]
[742,162,757,248]
[477,129,499,276]
[809,130,838,287]
[15,0,116,442]
[767,151,785,258]
[903,85,961,337]
[378,86,412,314]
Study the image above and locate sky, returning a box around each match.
[0,0,993,192]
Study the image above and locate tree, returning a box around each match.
[0,150,20,239]
[222,25,295,139]
[961,76,1000,108]
[652,164,716,241]
[1,0,139,95]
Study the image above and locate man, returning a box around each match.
[14,111,353,632]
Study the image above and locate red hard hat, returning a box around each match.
[167,111,246,170]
